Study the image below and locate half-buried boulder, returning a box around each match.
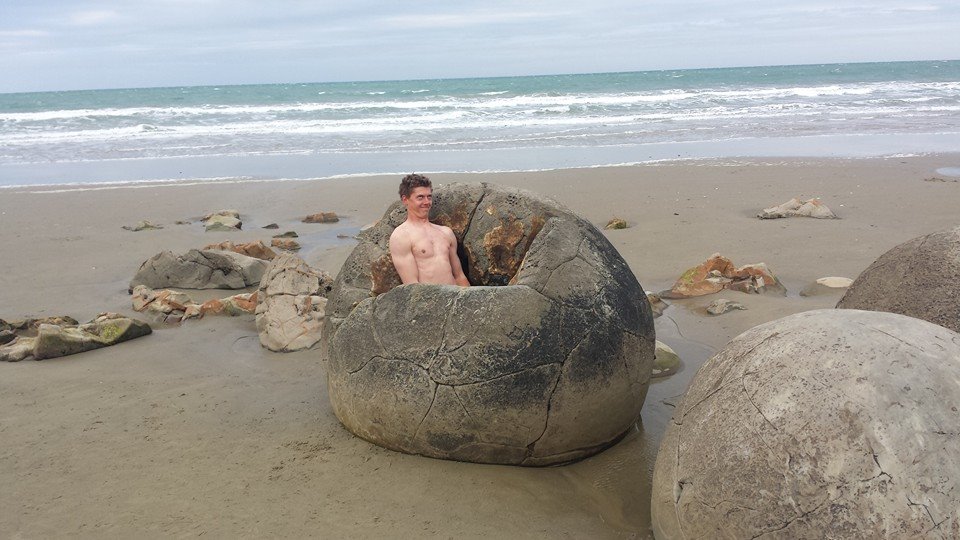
[651,309,960,538]
[324,183,655,466]
[837,226,960,333]
[129,249,268,291]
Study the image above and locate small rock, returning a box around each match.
[653,341,681,378]
[800,276,854,297]
[271,238,301,251]
[303,212,339,223]
[273,231,298,238]
[203,240,277,261]
[122,220,163,232]
[605,217,628,230]
[758,197,838,219]
[646,292,668,318]
[0,329,15,345]
[174,220,191,225]
[262,223,280,229]
[706,298,747,315]
[663,253,785,298]
[202,210,242,231]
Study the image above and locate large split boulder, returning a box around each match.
[256,252,334,352]
[837,226,960,333]
[324,183,655,466]
[129,249,268,291]
[652,309,960,539]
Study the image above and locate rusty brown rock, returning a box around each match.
[271,238,301,251]
[370,253,402,295]
[203,240,277,260]
[303,212,339,223]
[663,253,785,298]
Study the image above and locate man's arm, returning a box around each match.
[445,228,470,287]
[389,228,420,284]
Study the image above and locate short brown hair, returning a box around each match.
[399,173,431,199]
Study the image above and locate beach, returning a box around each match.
[2,154,958,537]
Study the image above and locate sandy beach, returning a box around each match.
[2,154,959,538]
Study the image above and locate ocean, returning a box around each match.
[1,60,959,189]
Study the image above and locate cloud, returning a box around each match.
[68,10,121,27]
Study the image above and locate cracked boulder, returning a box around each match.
[837,226,960,333]
[256,252,334,352]
[651,309,960,539]
[325,183,655,466]
[129,249,268,291]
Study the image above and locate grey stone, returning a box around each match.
[325,183,655,466]
[255,252,334,352]
[2,313,152,362]
[837,226,960,333]
[653,340,681,378]
[651,309,960,539]
[129,249,268,291]
[706,298,746,315]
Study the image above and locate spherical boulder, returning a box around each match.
[837,226,960,333]
[324,183,655,466]
[652,309,960,539]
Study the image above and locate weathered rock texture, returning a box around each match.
[122,220,163,231]
[303,212,339,223]
[663,253,786,299]
[706,298,746,315]
[1,313,152,362]
[837,226,960,333]
[271,238,301,251]
[129,249,268,291]
[256,252,334,352]
[202,209,242,231]
[131,285,257,323]
[325,183,655,466]
[203,240,277,261]
[758,197,838,219]
[651,309,960,539]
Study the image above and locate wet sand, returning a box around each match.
[2,155,959,537]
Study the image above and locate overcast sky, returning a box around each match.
[2,1,959,93]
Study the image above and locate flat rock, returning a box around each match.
[706,298,746,315]
[129,249,268,291]
[800,276,854,297]
[837,226,960,333]
[652,309,960,538]
[122,220,163,231]
[131,285,257,323]
[2,313,152,362]
[271,238,301,251]
[758,197,838,219]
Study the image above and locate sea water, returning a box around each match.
[1,60,959,188]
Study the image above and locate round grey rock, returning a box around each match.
[652,309,960,539]
[837,226,960,333]
[324,183,655,466]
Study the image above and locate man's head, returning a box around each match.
[399,173,432,200]
[399,173,433,220]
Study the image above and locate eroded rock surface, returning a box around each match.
[837,226,960,333]
[129,249,268,291]
[256,252,334,352]
[652,309,960,539]
[202,209,242,231]
[663,253,786,298]
[758,197,838,219]
[203,240,277,261]
[131,285,257,323]
[325,183,655,466]
[1,313,152,362]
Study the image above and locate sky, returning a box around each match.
[2,0,959,93]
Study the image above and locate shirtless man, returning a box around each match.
[389,174,470,286]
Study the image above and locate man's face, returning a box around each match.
[402,186,432,219]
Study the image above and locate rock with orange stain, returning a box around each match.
[203,240,277,261]
[664,253,785,298]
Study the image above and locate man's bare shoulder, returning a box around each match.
[430,223,456,238]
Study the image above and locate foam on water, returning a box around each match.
[1,60,958,186]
